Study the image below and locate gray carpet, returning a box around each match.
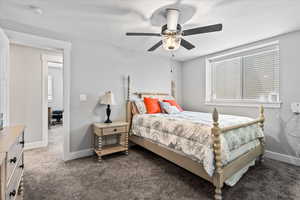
[24,127,300,200]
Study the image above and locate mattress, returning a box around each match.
[130,111,264,186]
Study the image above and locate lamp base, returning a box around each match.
[105,104,112,123]
[104,119,112,123]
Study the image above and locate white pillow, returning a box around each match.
[159,102,180,114]
[165,106,180,114]
[134,100,147,114]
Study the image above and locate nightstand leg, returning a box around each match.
[98,136,102,162]
[125,132,129,155]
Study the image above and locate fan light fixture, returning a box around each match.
[125,8,223,52]
[162,33,181,51]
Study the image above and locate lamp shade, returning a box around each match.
[100,91,116,105]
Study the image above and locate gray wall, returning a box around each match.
[0,27,9,126]
[8,37,182,152]
[70,39,182,152]
[9,44,62,143]
[181,30,300,158]
[48,66,63,110]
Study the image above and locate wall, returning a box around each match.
[48,66,63,110]
[2,25,182,154]
[70,39,182,152]
[182,30,300,159]
[9,44,62,143]
[0,27,9,126]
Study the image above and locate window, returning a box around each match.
[206,42,280,107]
[48,75,53,102]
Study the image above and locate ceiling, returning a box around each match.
[1,0,300,61]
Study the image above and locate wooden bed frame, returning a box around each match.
[125,76,265,200]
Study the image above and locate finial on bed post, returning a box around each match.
[258,105,265,163]
[213,108,219,125]
[212,108,223,200]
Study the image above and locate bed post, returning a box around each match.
[212,108,224,200]
[126,75,132,124]
[258,105,265,162]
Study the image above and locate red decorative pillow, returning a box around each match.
[144,97,162,114]
[163,99,183,112]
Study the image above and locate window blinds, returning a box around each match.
[213,57,242,99]
[243,49,280,100]
[210,43,280,102]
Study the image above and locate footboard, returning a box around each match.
[212,106,265,200]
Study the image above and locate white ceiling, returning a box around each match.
[1,0,300,61]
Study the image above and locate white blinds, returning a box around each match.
[210,43,280,102]
[243,49,280,100]
[213,58,242,99]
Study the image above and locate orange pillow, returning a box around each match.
[144,97,162,114]
[163,99,183,112]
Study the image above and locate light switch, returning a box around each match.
[80,94,87,102]
[291,102,300,114]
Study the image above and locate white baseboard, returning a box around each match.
[24,140,47,150]
[65,148,94,161]
[265,150,300,166]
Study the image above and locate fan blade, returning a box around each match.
[126,33,161,36]
[180,39,195,50]
[183,24,222,36]
[148,41,163,51]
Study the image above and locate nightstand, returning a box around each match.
[93,121,129,162]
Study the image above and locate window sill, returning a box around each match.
[205,101,282,108]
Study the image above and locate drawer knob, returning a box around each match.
[9,190,16,197]
[113,128,117,132]
[19,164,24,169]
[9,157,17,164]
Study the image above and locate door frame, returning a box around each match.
[5,29,72,161]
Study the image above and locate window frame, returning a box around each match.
[205,41,281,108]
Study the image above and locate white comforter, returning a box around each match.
[131,111,264,186]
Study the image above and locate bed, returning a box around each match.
[125,79,265,200]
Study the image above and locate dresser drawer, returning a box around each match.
[6,135,24,183]
[102,126,127,135]
[6,154,23,200]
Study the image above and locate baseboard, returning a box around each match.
[65,148,94,161]
[265,150,300,166]
[24,140,47,150]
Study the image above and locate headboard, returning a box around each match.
[125,76,173,126]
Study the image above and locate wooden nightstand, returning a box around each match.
[93,121,129,162]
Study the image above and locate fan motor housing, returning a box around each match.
[161,24,182,36]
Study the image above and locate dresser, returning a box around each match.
[0,125,25,200]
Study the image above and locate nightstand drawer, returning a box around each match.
[102,126,126,135]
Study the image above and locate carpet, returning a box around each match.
[24,128,300,200]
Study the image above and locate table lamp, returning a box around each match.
[100,91,116,123]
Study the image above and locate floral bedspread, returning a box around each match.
[131,111,264,186]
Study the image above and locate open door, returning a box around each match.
[0,27,9,127]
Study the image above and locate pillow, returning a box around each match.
[165,106,180,114]
[144,97,162,114]
[160,102,180,114]
[163,99,183,112]
[134,99,147,114]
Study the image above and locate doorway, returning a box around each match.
[9,44,64,158]
[5,30,71,160]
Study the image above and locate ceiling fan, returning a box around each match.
[126,8,223,52]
